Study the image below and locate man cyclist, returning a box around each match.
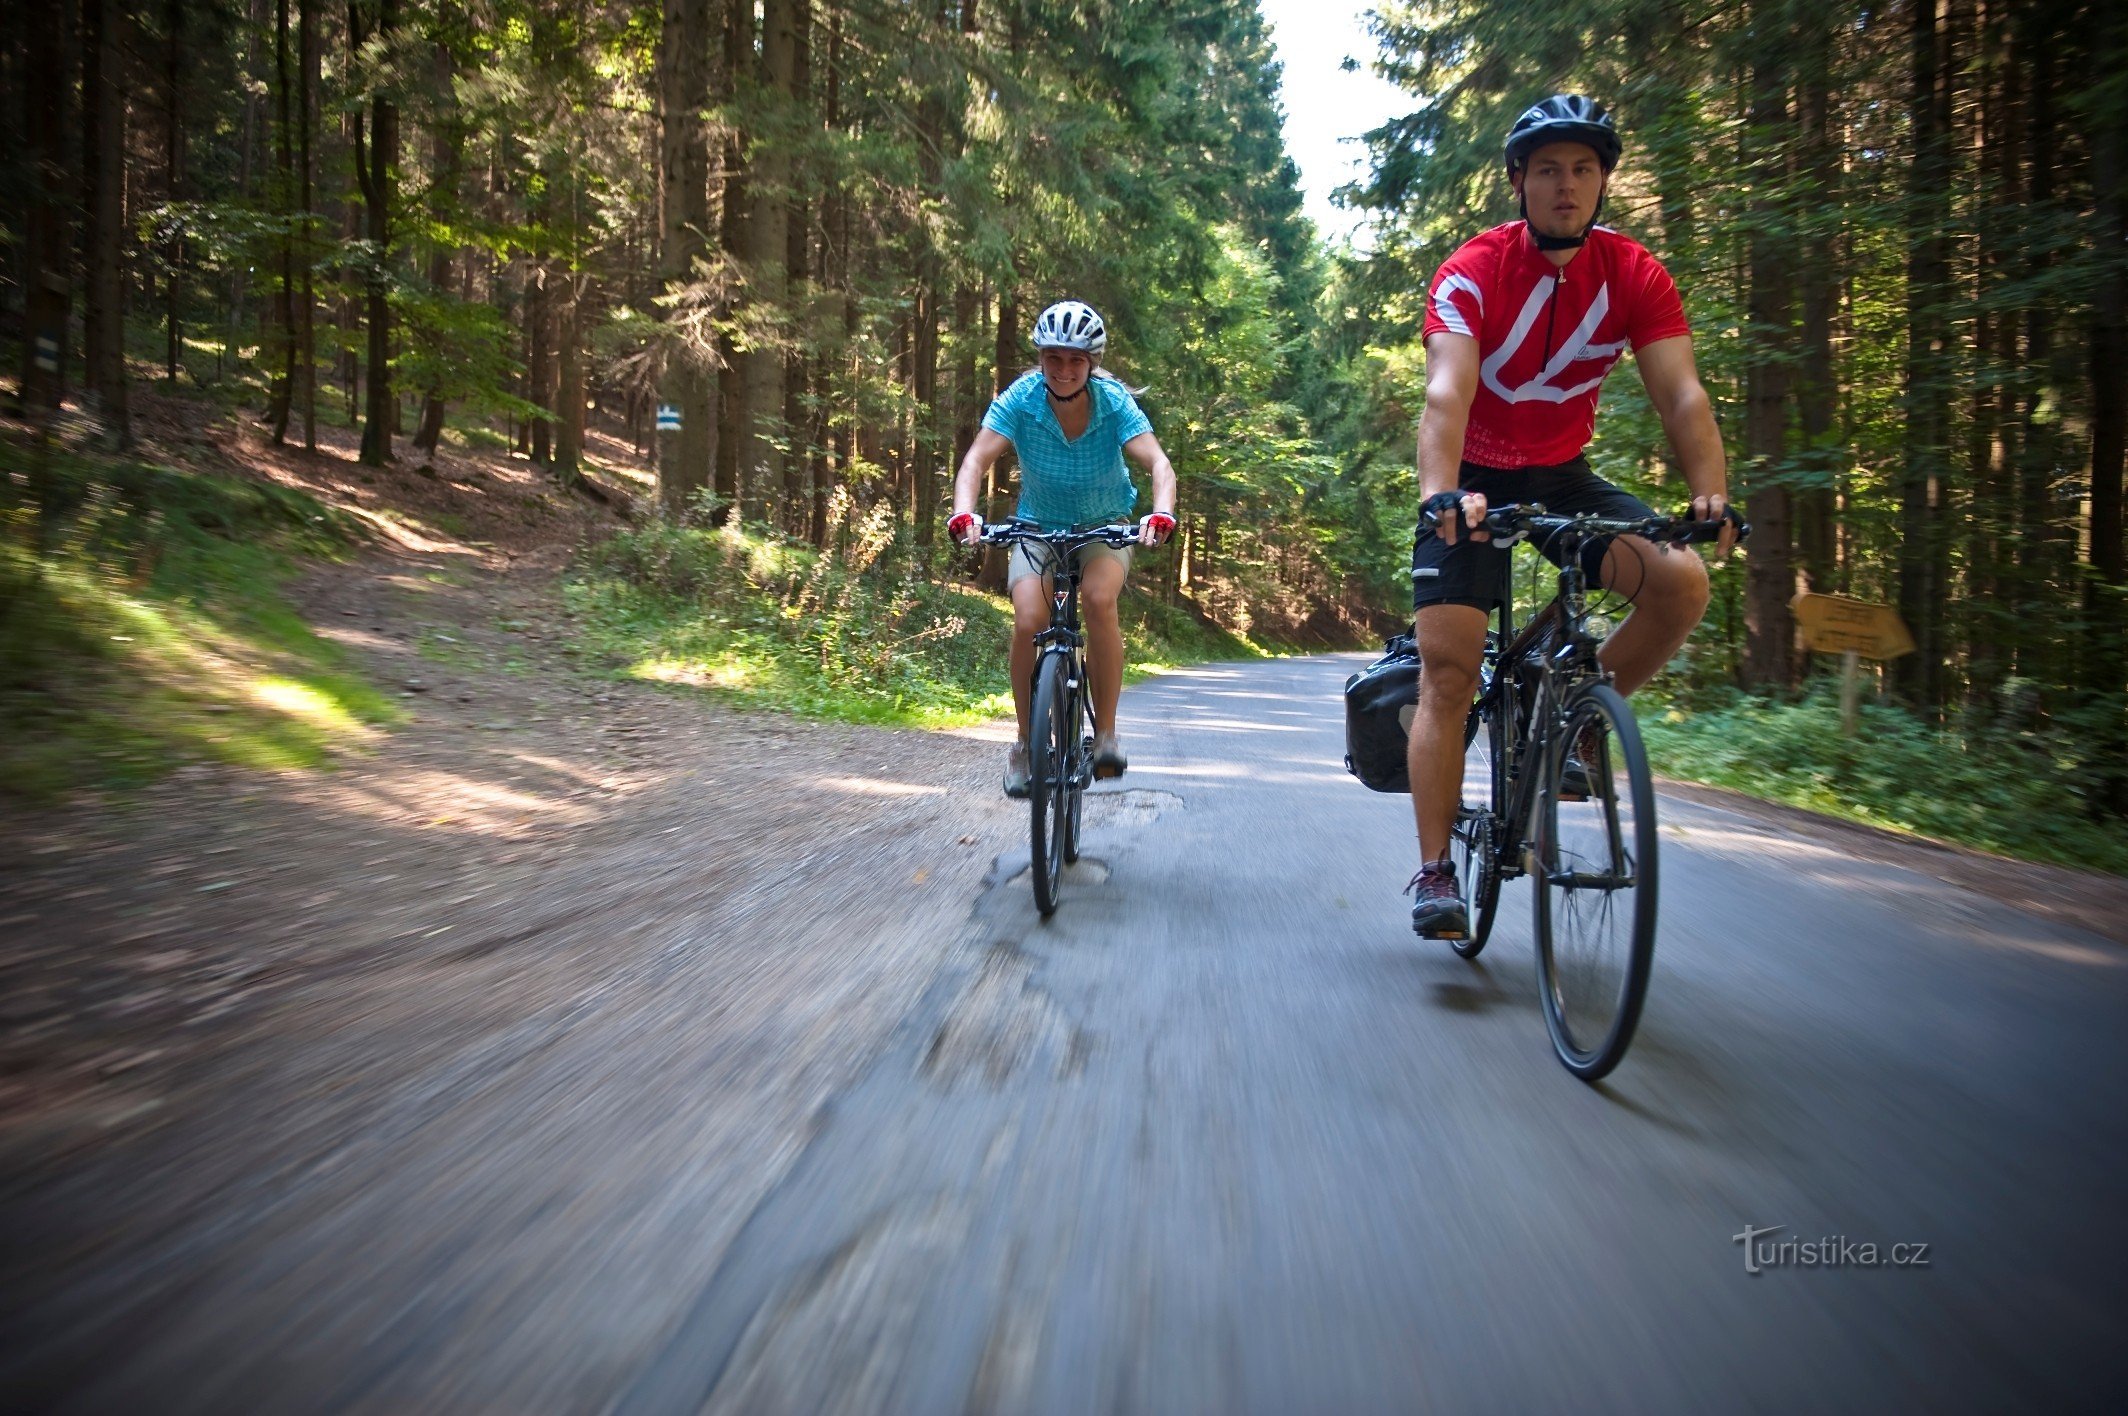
[949,300,1178,798]
[1406,94,1736,938]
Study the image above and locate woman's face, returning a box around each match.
[1040,347,1092,397]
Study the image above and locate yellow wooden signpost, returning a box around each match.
[1791,592,1916,735]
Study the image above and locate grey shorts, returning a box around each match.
[1007,539,1132,588]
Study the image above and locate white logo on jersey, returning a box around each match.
[1432,274,1484,337]
[1479,278,1628,404]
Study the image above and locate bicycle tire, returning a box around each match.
[1448,693,1511,958]
[1028,654,1071,917]
[1062,686,1086,864]
[1531,683,1657,1080]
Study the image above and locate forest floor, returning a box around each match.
[4,400,2124,1226]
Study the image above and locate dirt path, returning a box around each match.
[0,428,1040,1405]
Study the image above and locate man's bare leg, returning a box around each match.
[1593,537,1711,695]
[1409,603,1489,863]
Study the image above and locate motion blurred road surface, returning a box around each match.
[7,655,2125,1413]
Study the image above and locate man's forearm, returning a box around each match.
[1418,406,1470,497]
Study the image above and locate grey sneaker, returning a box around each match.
[1092,732,1127,780]
[1003,742,1032,799]
[1406,859,1469,940]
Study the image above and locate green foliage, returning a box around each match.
[567,494,1279,728]
[1641,685,2128,876]
[394,286,542,419]
[0,439,398,800]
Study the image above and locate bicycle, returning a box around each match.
[979,519,1142,918]
[1441,502,1746,1080]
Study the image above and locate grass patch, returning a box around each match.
[566,505,1289,729]
[1,437,400,801]
[1640,686,2128,876]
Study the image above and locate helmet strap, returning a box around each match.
[1045,380,1088,403]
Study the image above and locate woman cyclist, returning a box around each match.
[949,299,1178,798]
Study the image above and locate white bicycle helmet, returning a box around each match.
[1031,300,1107,357]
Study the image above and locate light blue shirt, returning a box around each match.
[982,371,1153,529]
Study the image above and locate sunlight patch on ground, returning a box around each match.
[249,676,375,737]
[297,765,605,838]
[635,655,755,690]
[813,776,948,798]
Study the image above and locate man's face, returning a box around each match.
[1039,347,1092,396]
[1513,141,1608,240]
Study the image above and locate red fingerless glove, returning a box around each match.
[1143,512,1176,543]
[948,512,978,540]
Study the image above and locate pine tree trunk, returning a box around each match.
[1897,0,1952,708]
[412,33,455,455]
[739,0,794,524]
[1794,20,1838,594]
[298,0,317,447]
[352,0,398,467]
[1741,2,1795,691]
[2086,6,2128,811]
[527,256,552,464]
[228,0,266,381]
[162,0,183,384]
[84,0,131,448]
[656,0,720,515]
[555,274,587,477]
[19,0,71,418]
[716,0,752,521]
[267,0,295,441]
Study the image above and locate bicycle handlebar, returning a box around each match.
[976,519,1142,551]
[1479,502,1751,547]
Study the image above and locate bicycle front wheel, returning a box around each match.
[1531,683,1658,1080]
[1028,654,1072,917]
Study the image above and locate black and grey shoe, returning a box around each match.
[1003,742,1032,799]
[1406,858,1468,940]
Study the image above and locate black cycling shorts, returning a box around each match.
[1409,457,1657,613]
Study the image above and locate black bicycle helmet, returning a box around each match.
[1503,95,1622,176]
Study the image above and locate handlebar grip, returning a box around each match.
[1670,506,1750,545]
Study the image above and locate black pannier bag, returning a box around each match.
[1344,633,1421,793]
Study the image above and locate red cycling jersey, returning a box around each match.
[1421,222,1690,469]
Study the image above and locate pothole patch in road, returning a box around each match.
[1001,859,1111,888]
[920,942,1080,1090]
[708,1195,975,1415]
[1078,788,1182,831]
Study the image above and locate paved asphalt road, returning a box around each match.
[12,655,2128,1413]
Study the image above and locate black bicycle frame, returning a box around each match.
[1469,529,1610,880]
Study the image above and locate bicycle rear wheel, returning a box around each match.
[1531,683,1657,1080]
[1028,654,1072,916]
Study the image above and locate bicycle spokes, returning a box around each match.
[1533,687,1658,1080]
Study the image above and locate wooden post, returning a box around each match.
[1840,649,1861,736]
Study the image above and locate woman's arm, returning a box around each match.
[1122,431,1176,517]
[1122,432,1177,545]
[952,427,1015,520]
